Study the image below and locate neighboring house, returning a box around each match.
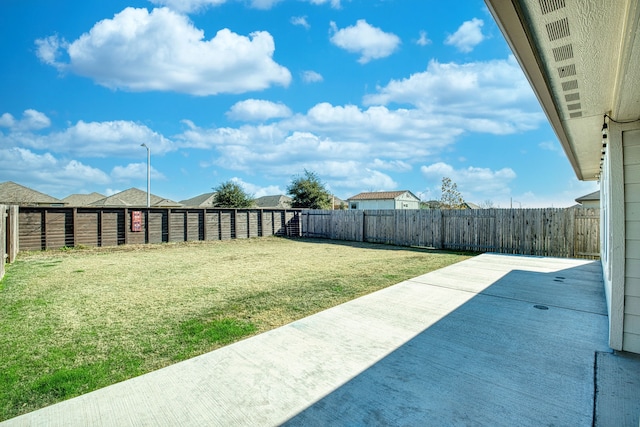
[62,192,106,206]
[332,196,347,210]
[462,202,481,209]
[575,190,600,209]
[420,200,481,209]
[0,181,65,206]
[253,195,292,209]
[348,191,420,210]
[90,188,182,208]
[179,192,217,208]
[486,0,640,354]
[421,200,442,210]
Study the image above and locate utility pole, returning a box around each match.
[141,143,150,208]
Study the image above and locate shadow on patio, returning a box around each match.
[283,255,610,426]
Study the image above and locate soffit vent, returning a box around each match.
[546,17,570,41]
[552,44,574,62]
[558,63,576,78]
[562,80,578,91]
[569,112,583,118]
[567,103,581,111]
[565,93,580,102]
[539,0,566,15]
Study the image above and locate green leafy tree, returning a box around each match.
[440,177,465,209]
[287,170,332,209]
[213,181,254,208]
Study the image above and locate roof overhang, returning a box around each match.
[485,0,640,181]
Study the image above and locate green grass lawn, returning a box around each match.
[0,237,472,421]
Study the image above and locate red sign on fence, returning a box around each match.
[131,211,142,232]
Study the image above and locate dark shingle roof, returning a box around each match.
[90,188,182,207]
[575,190,600,203]
[253,195,292,209]
[0,181,64,205]
[179,192,217,207]
[348,191,411,200]
[62,192,106,206]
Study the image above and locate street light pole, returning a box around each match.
[141,143,150,208]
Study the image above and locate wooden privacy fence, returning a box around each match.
[1,205,19,280]
[301,208,600,259]
[17,207,301,251]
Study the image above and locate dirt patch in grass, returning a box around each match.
[0,237,472,420]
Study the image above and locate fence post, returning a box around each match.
[8,205,18,263]
[1,205,6,280]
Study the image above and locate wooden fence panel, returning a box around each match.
[18,210,43,251]
[204,210,220,241]
[148,211,166,244]
[169,211,185,242]
[575,208,600,259]
[76,210,99,247]
[14,207,301,252]
[186,211,202,242]
[101,211,124,247]
[301,208,600,259]
[220,211,232,240]
[1,205,5,279]
[249,211,260,238]
[261,211,274,237]
[45,210,73,249]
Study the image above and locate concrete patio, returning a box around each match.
[3,253,639,426]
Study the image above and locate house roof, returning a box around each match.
[0,181,64,206]
[575,190,600,203]
[348,191,418,201]
[90,188,182,207]
[253,195,292,209]
[485,0,640,181]
[463,202,481,209]
[62,192,106,206]
[179,192,217,207]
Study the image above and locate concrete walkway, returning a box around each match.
[2,253,625,426]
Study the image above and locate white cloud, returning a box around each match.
[329,20,400,64]
[445,18,485,53]
[420,162,516,203]
[149,0,282,12]
[416,30,431,46]
[301,70,323,83]
[111,162,165,181]
[308,0,342,8]
[359,170,397,191]
[249,0,283,9]
[291,16,310,29]
[369,158,412,172]
[364,57,543,134]
[226,99,292,122]
[36,7,291,95]
[0,109,51,131]
[3,119,174,158]
[230,177,283,198]
[148,0,227,13]
[0,147,110,188]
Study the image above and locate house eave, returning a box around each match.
[485,0,640,182]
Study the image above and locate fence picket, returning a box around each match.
[300,208,599,259]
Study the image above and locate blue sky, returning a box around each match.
[0,0,598,207]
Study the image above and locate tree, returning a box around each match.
[479,199,496,209]
[440,177,464,209]
[212,180,254,208]
[287,170,332,209]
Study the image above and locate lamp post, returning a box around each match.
[141,143,150,208]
